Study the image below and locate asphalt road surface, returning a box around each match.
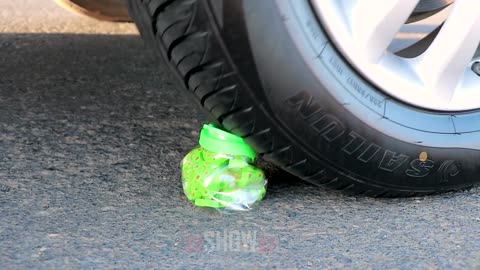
[1,1,479,269]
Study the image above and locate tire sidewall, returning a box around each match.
[239,0,480,191]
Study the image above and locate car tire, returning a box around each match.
[127,0,480,197]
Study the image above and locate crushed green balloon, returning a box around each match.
[181,124,267,210]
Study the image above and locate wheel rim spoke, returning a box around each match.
[312,0,480,111]
[415,0,480,102]
[345,0,420,62]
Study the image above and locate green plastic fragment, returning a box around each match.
[181,124,267,210]
[199,124,256,161]
[194,199,224,208]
